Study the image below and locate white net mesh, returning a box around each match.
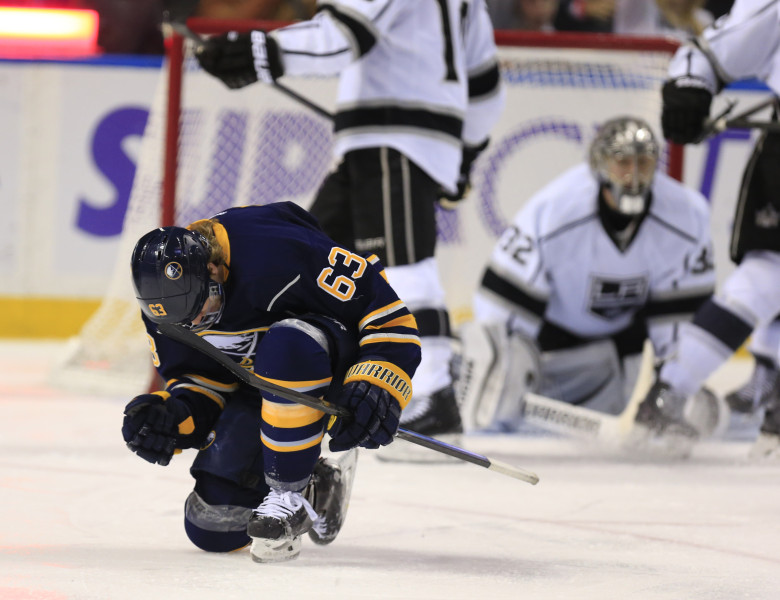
[52,75,168,395]
[52,34,678,396]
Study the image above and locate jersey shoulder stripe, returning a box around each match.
[318,3,378,57]
[481,267,547,317]
[645,214,698,244]
[540,214,598,244]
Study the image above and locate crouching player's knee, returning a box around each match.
[184,474,265,552]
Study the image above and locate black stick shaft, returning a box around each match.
[156,323,539,484]
[706,96,779,135]
[168,21,334,122]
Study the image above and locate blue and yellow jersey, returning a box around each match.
[143,202,421,409]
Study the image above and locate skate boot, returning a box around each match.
[400,385,463,437]
[306,448,358,545]
[726,354,780,414]
[629,380,699,457]
[247,489,318,563]
[378,385,463,463]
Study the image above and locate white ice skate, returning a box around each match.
[247,489,318,563]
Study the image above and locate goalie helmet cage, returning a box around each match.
[51,23,682,396]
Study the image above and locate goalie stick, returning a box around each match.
[521,340,655,446]
[156,323,540,485]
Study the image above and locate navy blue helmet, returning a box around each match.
[131,226,222,329]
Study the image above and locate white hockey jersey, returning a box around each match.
[474,163,715,359]
[269,0,505,192]
[667,0,780,94]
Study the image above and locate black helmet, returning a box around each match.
[131,226,219,327]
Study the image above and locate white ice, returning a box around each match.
[1,341,779,600]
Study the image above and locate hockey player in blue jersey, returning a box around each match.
[122,202,420,562]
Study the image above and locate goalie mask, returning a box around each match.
[589,116,659,216]
[131,227,224,332]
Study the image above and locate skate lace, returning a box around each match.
[253,490,318,522]
[311,516,328,537]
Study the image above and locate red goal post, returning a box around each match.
[53,25,682,396]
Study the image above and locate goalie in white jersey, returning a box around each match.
[471,116,715,424]
[195,0,506,444]
[634,0,780,455]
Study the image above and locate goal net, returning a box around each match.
[53,25,681,396]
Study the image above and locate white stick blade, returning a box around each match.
[487,458,540,485]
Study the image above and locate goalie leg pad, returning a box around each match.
[456,321,540,431]
[538,340,625,415]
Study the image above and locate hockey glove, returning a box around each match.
[661,78,713,144]
[438,138,490,209]
[328,381,402,452]
[122,392,194,466]
[196,30,276,89]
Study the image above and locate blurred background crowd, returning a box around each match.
[1,0,735,55]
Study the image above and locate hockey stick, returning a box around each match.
[163,11,335,122]
[699,96,780,139]
[521,340,655,446]
[156,323,540,484]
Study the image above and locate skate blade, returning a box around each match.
[376,434,463,464]
[308,448,359,546]
[250,536,301,563]
[749,432,780,459]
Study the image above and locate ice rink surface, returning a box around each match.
[1,341,779,600]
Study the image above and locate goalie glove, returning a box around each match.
[196,30,280,89]
[328,381,402,452]
[121,392,196,466]
[438,138,490,210]
[661,78,714,144]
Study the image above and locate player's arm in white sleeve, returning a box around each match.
[269,0,396,76]
[646,191,716,361]
[462,0,506,146]
[668,0,780,90]
[662,0,780,144]
[437,0,506,204]
[474,196,550,339]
